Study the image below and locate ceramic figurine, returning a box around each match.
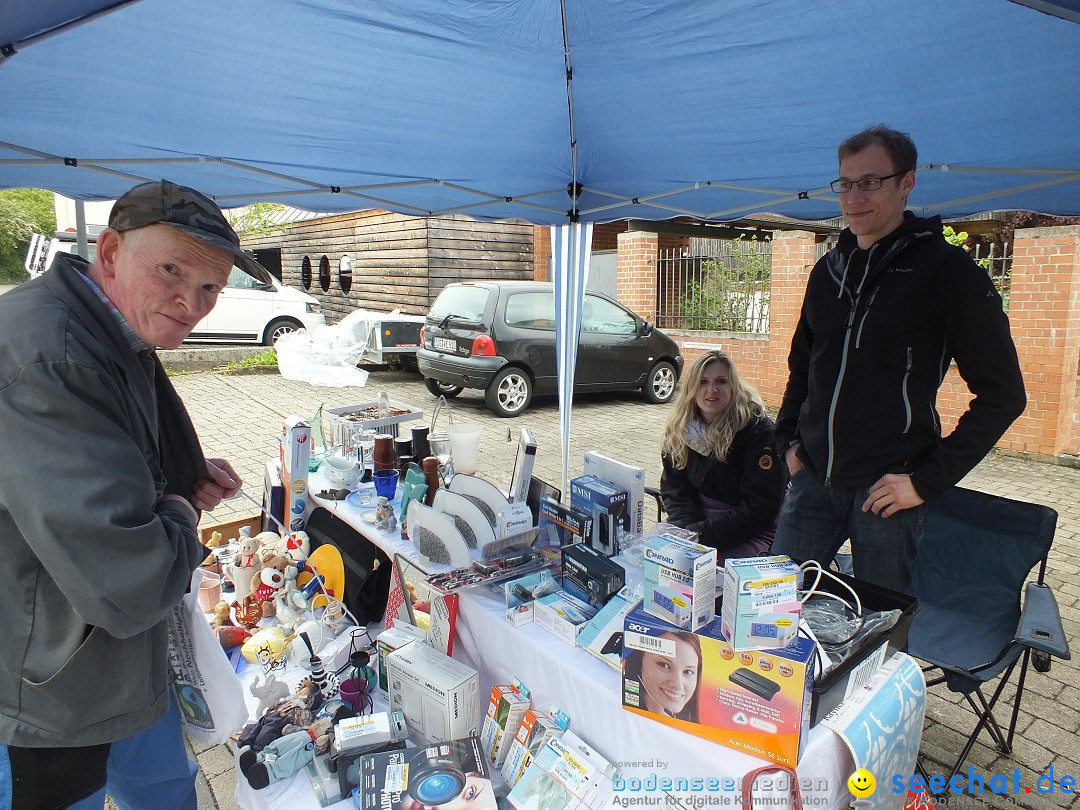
[249,673,291,717]
[375,495,397,532]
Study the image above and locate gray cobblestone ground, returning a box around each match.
[155,368,1079,810]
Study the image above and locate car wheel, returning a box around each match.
[643,361,677,403]
[485,367,533,417]
[424,377,463,398]
[264,318,301,346]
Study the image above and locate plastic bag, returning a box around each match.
[166,569,250,745]
[274,311,376,388]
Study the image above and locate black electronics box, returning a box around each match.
[538,497,592,547]
[807,571,919,725]
[561,543,625,609]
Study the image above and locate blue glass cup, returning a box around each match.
[373,468,399,500]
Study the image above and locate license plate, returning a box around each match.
[432,336,457,352]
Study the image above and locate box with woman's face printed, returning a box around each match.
[621,605,815,767]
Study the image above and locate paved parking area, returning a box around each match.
[170,367,1079,810]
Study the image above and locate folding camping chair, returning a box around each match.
[907,486,1071,782]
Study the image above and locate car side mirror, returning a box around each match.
[640,321,654,337]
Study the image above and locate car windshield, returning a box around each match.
[429,285,488,323]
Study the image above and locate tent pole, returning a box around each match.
[75,201,88,260]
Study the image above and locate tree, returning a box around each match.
[0,189,56,283]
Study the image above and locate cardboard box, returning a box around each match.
[507,730,617,810]
[354,736,495,810]
[375,624,425,694]
[279,416,311,532]
[533,591,598,646]
[643,533,717,631]
[480,684,531,767]
[621,605,816,767]
[576,587,641,669]
[721,556,801,650]
[385,641,480,744]
[537,498,592,548]
[504,570,557,627]
[500,708,569,788]
[197,513,260,547]
[561,543,625,609]
[583,451,646,534]
[569,474,628,556]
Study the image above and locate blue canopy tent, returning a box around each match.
[2,0,1078,486]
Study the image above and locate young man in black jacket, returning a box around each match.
[772,125,1025,594]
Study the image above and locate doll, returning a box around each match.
[237,716,332,790]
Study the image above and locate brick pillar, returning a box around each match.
[759,230,818,406]
[616,231,658,320]
[997,225,1080,457]
[532,225,551,281]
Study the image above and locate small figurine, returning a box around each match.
[375,496,397,532]
[227,533,261,601]
[249,673,291,717]
[210,600,231,630]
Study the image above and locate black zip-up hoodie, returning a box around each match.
[775,213,1025,501]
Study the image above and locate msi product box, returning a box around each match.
[569,474,628,556]
[354,736,496,810]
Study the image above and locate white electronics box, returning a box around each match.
[385,640,480,744]
[643,533,717,631]
[721,555,801,651]
[280,416,311,532]
[583,451,646,535]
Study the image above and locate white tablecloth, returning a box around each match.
[234,474,898,810]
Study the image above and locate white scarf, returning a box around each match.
[684,419,715,458]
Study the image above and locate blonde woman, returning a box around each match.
[660,351,787,563]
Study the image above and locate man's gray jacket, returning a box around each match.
[0,254,206,747]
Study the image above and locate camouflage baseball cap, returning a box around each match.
[109,179,271,285]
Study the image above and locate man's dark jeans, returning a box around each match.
[773,470,924,595]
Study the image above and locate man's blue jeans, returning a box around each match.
[0,693,197,810]
[773,470,924,595]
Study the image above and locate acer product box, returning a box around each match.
[721,556,801,651]
[621,605,815,768]
[643,533,717,631]
[385,641,480,744]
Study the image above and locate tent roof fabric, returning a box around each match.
[1,0,1078,224]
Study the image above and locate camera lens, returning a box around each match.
[410,766,466,805]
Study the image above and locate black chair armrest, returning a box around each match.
[645,486,663,522]
[1015,582,1071,660]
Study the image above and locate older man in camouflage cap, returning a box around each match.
[0,180,255,809]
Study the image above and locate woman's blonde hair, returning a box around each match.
[660,350,766,467]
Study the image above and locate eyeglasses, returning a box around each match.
[830,171,905,193]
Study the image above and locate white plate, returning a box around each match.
[358,509,377,525]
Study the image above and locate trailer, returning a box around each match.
[345,308,424,369]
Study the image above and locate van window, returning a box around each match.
[429,286,489,323]
[226,266,265,290]
[505,292,555,330]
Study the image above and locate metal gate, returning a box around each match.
[657,236,772,333]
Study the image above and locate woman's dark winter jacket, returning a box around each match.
[774,213,1025,500]
[660,416,788,550]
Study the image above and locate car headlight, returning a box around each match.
[306,302,321,314]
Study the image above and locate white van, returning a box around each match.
[25,233,325,345]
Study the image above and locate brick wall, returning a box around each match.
[615,224,1080,459]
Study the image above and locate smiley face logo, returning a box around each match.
[847,769,876,798]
